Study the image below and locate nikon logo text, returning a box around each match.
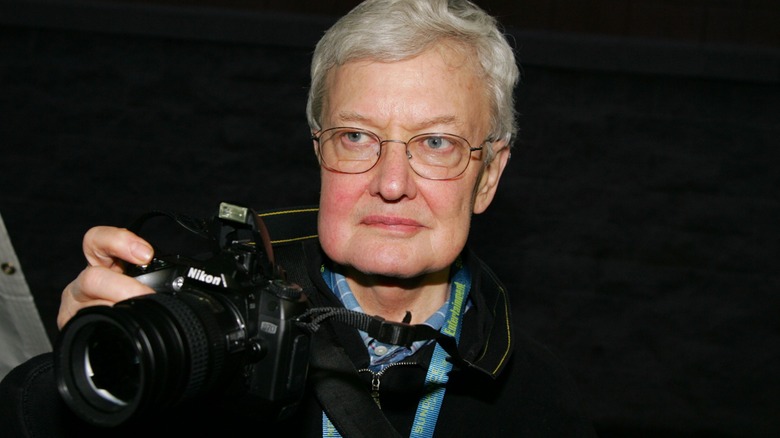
[187,268,228,288]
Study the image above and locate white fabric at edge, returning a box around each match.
[0,212,52,380]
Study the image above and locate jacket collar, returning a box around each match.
[457,247,514,378]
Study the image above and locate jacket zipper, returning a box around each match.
[358,361,417,409]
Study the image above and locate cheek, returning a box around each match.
[422,180,475,222]
[319,173,362,212]
[317,174,362,253]
[419,182,475,244]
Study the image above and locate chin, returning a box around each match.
[349,254,453,281]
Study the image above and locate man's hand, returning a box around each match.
[57,226,156,329]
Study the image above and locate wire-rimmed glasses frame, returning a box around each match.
[312,127,486,180]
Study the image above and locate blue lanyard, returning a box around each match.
[323,266,471,437]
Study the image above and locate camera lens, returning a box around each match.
[55,292,237,427]
[79,321,141,407]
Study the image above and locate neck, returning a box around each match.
[341,266,451,325]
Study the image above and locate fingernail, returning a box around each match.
[131,242,153,262]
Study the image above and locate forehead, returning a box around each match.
[322,43,491,132]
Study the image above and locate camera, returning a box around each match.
[54,202,311,427]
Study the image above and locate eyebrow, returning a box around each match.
[335,111,460,131]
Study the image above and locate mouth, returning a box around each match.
[361,215,424,233]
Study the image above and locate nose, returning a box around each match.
[369,140,417,201]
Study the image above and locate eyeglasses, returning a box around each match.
[312,127,486,180]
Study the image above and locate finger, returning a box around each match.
[83,226,154,270]
[57,266,155,329]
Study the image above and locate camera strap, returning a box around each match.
[303,266,471,438]
[296,308,468,369]
[308,319,403,438]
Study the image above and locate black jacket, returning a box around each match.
[273,239,596,437]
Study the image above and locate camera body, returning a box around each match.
[55,203,311,427]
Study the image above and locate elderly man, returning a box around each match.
[8,1,594,436]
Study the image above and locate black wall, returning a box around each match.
[1,1,779,436]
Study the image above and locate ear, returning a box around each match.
[473,141,510,214]
[312,133,319,155]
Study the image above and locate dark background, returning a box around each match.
[1,0,779,436]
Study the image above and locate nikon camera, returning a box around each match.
[54,202,311,427]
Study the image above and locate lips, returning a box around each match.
[361,215,423,231]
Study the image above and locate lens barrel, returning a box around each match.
[55,292,237,427]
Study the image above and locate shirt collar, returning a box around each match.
[321,263,469,371]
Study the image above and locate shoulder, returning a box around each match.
[462,249,597,435]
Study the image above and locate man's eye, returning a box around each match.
[339,131,375,146]
[346,132,361,141]
[423,136,452,150]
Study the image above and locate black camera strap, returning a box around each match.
[296,307,468,369]
[308,319,403,438]
[298,304,473,438]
